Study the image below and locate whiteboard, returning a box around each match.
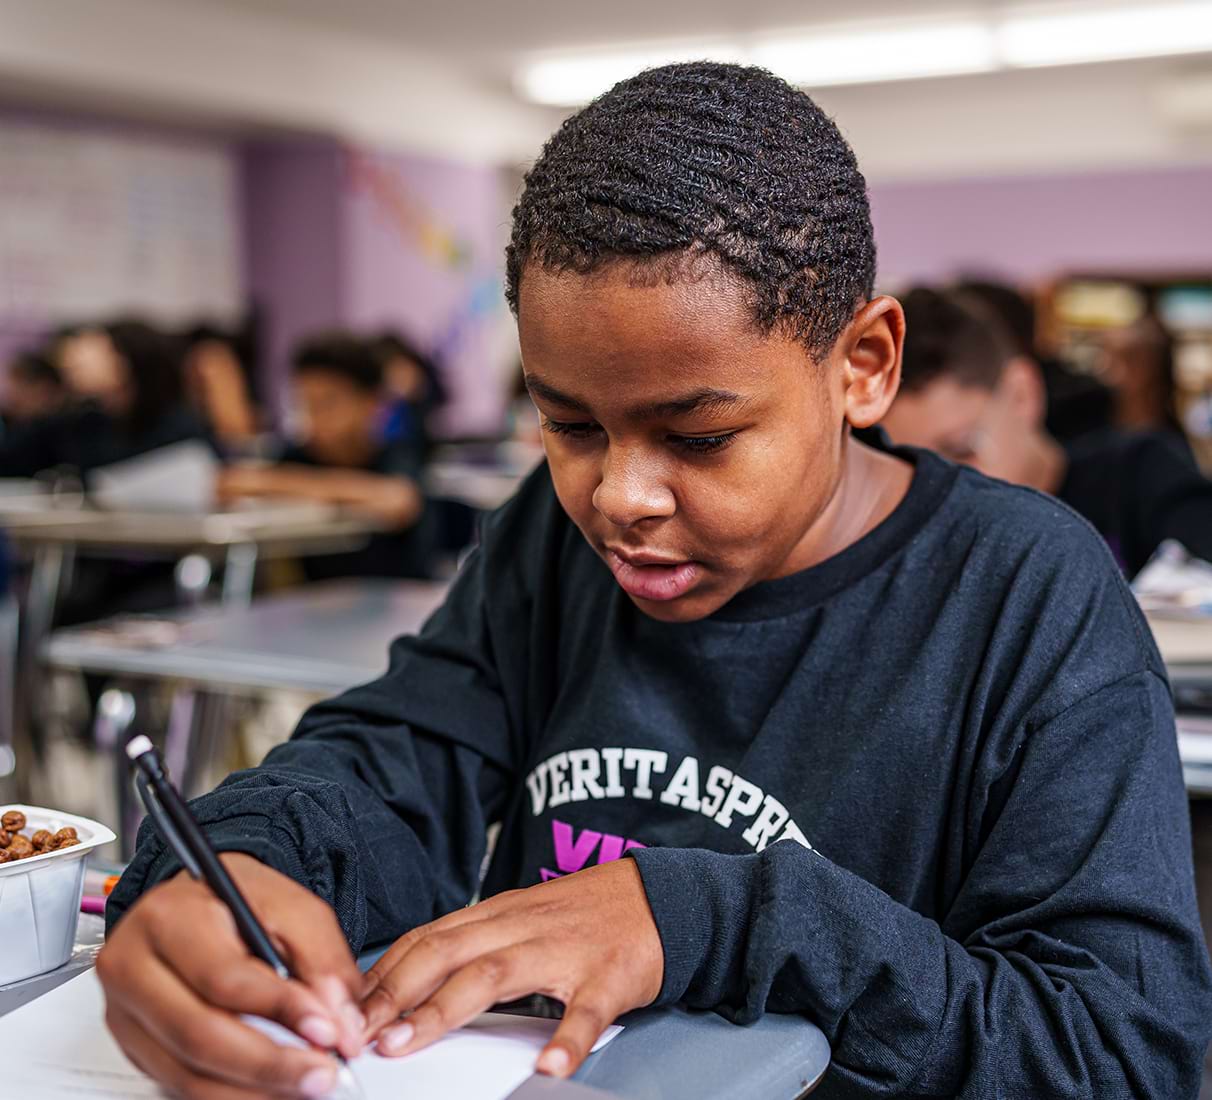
[0,120,242,328]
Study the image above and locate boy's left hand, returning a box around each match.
[359,858,664,1077]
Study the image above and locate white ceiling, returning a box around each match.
[199,0,944,68]
[2,0,1212,177]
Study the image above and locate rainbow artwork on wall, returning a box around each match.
[345,149,473,272]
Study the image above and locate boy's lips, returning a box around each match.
[605,546,700,602]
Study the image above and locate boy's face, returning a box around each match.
[295,369,380,464]
[518,264,899,623]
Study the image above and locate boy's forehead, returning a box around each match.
[517,265,814,399]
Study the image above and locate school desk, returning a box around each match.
[0,913,832,1098]
[0,498,384,791]
[43,579,450,853]
[1144,612,1212,794]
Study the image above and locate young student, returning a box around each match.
[0,350,67,428]
[182,323,263,453]
[953,278,1114,441]
[217,332,437,580]
[99,63,1211,1099]
[0,319,205,478]
[882,286,1212,576]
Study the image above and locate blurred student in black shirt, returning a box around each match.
[881,287,1212,576]
[0,320,205,479]
[217,332,437,579]
[0,350,68,429]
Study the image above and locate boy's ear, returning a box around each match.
[839,296,904,429]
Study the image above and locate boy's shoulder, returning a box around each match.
[943,459,1115,563]
[935,460,1163,693]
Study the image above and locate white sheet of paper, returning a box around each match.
[0,970,621,1100]
[1178,715,1212,765]
[88,440,219,512]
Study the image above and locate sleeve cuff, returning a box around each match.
[106,813,298,932]
[628,846,762,1009]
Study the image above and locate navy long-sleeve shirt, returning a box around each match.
[109,446,1212,1098]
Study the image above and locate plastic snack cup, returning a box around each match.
[0,805,116,985]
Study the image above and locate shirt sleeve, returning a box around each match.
[106,537,520,950]
[630,669,1212,1098]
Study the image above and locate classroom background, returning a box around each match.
[2,1,1212,1091]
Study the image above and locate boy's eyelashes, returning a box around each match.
[540,417,738,455]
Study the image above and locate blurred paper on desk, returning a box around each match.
[1133,540,1212,618]
[88,441,218,513]
[1177,715,1212,765]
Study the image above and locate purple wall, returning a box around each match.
[870,163,1212,287]
[241,140,345,423]
[339,147,510,435]
[242,141,513,435]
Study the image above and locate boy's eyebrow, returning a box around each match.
[525,374,746,419]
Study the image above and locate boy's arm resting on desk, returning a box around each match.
[217,463,424,528]
[630,668,1212,1099]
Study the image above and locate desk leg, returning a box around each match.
[94,688,138,858]
[163,688,197,785]
[180,691,235,799]
[16,544,71,773]
[222,543,258,606]
[164,687,236,802]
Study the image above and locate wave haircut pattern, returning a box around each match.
[506,61,877,355]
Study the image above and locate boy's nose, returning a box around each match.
[592,448,675,528]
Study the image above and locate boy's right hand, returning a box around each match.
[97,853,366,1098]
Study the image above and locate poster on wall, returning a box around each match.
[342,148,518,437]
[0,120,242,333]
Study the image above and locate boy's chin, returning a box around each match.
[627,583,729,623]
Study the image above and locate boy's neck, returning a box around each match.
[771,434,913,580]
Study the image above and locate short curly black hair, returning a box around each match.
[506,61,876,356]
[293,331,382,393]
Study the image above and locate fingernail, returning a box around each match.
[298,1014,338,1048]
[538,1047,570,1076]
[299,1065,337,1098]
[378,1021,414,1054]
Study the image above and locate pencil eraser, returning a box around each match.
[125,735,154,760]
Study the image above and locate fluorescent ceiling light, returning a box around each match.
[999,1,1212,68]
[513,2,1212,106]
[751,21,996,87]
[516,44,743,107]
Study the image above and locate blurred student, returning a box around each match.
[182,324,262,452]
[882,287,1212,575]
[0,320,205,479]
[371,330,446,457]
[217,332,437,579]
[0,350,67,427]
[1098,314,1183,435]
[953,278,1114,441]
